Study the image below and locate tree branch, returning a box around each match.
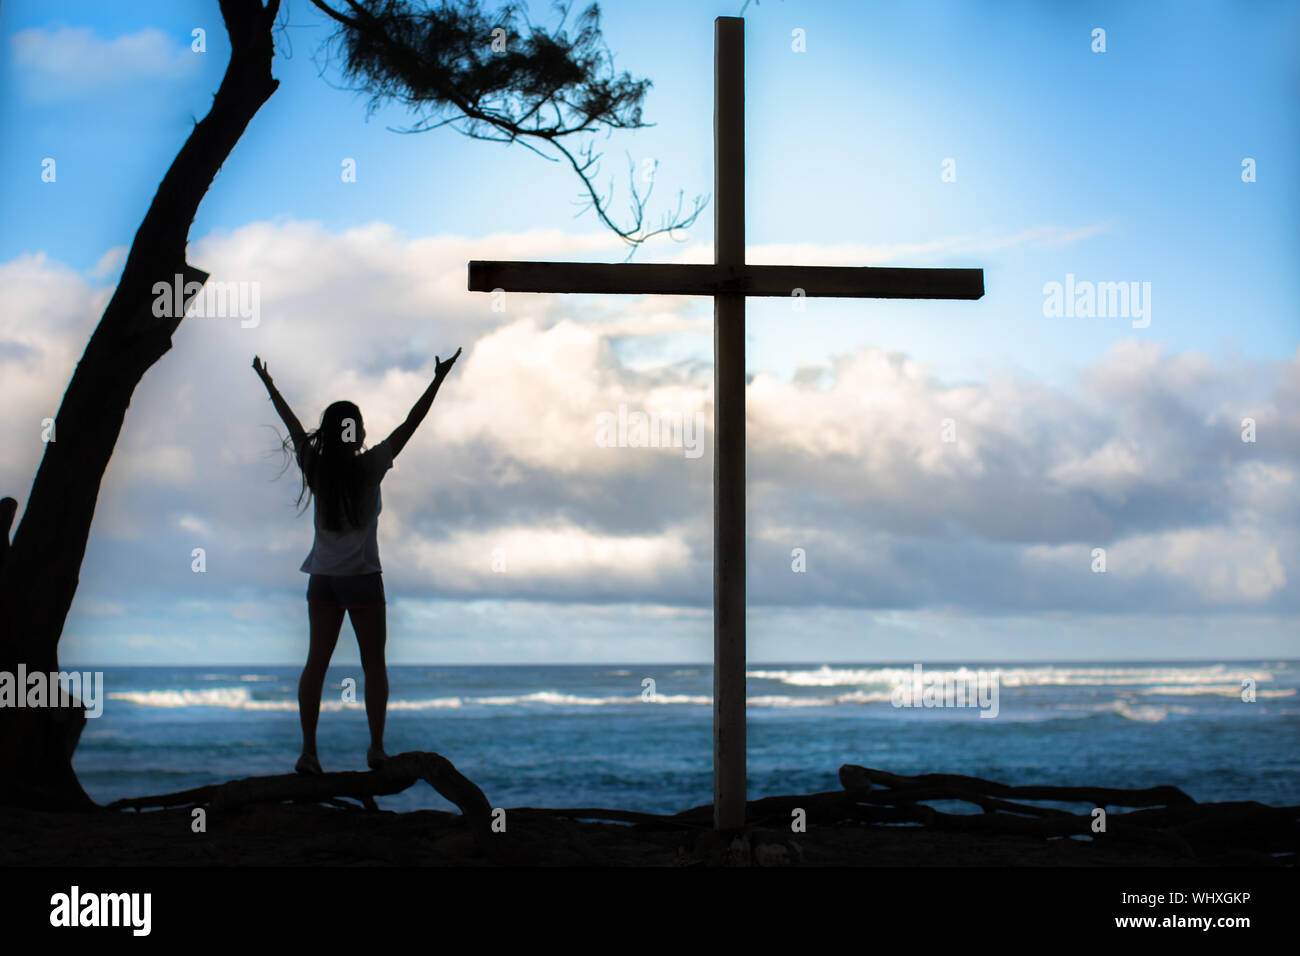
[0,498,15,569]
[108,750,491,821]
[308,0,707,250]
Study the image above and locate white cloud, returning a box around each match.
[90,246,128,280]
[110,445,194,488]
[606,223,1110,269]
[1227,461,1296,518]
[401,521,696,595]
[9,27,199,101]
[1049,438,1147,500]
[3,223,1296,620]
[174,514,210,535]
[1023,527,1288,603]
[742,224,1110,266]
[77,600,125,617]
[1125,527,1285,602]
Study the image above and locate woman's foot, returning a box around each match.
[366,745,389,770]
[296,752,323,775]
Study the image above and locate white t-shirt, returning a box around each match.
[299,439,394,575]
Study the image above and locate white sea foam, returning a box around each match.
[748,666,894,687]
[198,673,275,682]
[745,695,826,708]
[645,694,713,706]
[387,698,464,710]
[106,687,889,710]
[1139,684,1295,698]
[108,688,462,712]
[747,664,1276,689]
[472,691,620,707]
[1107,701,1169,723]
[110,688,256,709]
[109,687,714,710]
[472,691,713,707]
[105,670,1290,715]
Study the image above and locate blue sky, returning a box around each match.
[2,0,1297,664]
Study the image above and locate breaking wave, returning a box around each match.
[746,664,1283,696]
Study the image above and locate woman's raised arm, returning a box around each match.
[252,356,307,454]
[385,347,461,458]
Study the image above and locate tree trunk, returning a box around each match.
[0,0,282,810]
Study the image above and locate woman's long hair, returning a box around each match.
[288,401,366,531]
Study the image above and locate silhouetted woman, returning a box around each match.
[252,349,461,774]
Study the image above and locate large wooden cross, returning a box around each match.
[468,16,983,830]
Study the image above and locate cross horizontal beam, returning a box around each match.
[469,260,984,300]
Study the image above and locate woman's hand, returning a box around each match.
[252,356,306,449]
[385,347,462,458]
[434,347,462,381]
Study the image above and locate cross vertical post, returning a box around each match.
[712,15,746,832]
[466,14,984,832]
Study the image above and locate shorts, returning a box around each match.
[306,572,385,609]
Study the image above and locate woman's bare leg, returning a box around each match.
[300,602,345,756]
[348,604,388,751]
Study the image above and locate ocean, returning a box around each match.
[72,661,1300,814]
